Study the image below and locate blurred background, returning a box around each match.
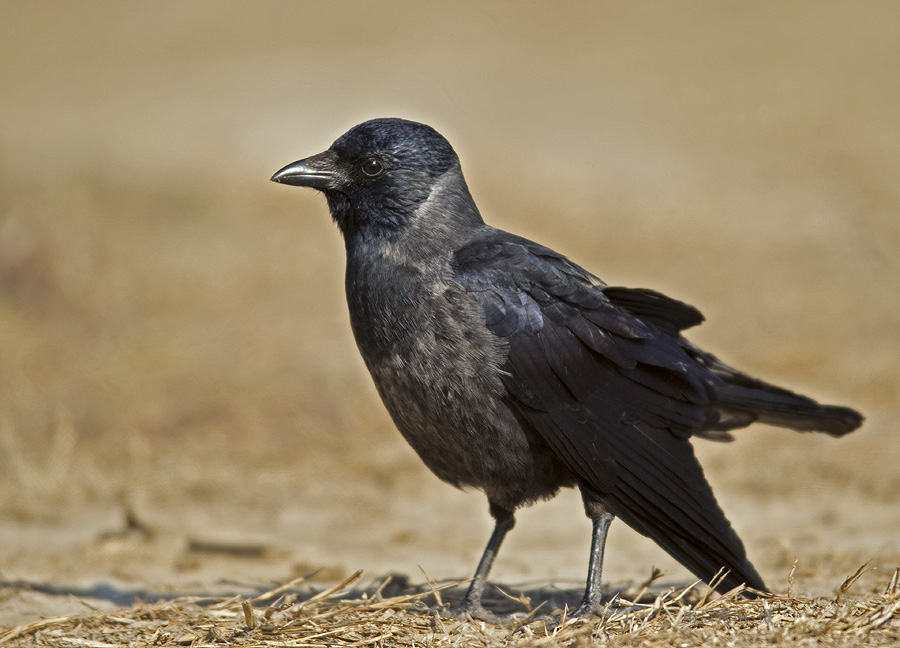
[1,1,898,623]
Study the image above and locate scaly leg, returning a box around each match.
[450,501,516,622]
[571,493,615,618]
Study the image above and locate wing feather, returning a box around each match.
[452,231,767,593]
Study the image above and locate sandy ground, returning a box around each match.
[1,1,898,629]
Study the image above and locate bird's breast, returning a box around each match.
[344,250,498,394]
[341,250,559,500]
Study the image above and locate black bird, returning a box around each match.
[271,118,863,620]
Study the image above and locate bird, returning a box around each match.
[271,118,863,621]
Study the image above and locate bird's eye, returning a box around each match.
[361,158,384,177]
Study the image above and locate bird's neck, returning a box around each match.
[344,165,485,262]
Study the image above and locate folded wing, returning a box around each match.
[453,231,767,593]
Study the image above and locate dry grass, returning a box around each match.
[2,569,898,647]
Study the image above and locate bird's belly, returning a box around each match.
[345,261,571,507]
[361,328,570,508]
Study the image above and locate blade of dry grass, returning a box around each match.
[835,561,871,603]
[0,616,75,645]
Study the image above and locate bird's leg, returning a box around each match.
[449,501,516,622]
[570,494,615,619]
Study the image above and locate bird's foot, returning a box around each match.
[561,601,645,628]
[529,600,638,632]
[430,601,529,625]
[567,600,607,621]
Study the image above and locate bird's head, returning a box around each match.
[272,118,481,242]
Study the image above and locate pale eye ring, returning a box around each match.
[361,158,385,177]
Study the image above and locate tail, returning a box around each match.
[692,347,864,437]
[712,381,862,436]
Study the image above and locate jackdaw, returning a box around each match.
[271,118,863,620]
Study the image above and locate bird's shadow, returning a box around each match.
[416,579,676,617]
[1,573,684,617]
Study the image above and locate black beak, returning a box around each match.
[270,151,338,189]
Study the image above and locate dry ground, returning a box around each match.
[1,2,898,645]
[1,572,899,648]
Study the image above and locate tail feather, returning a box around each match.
[686,344,864,437]
[712,382,863,437]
